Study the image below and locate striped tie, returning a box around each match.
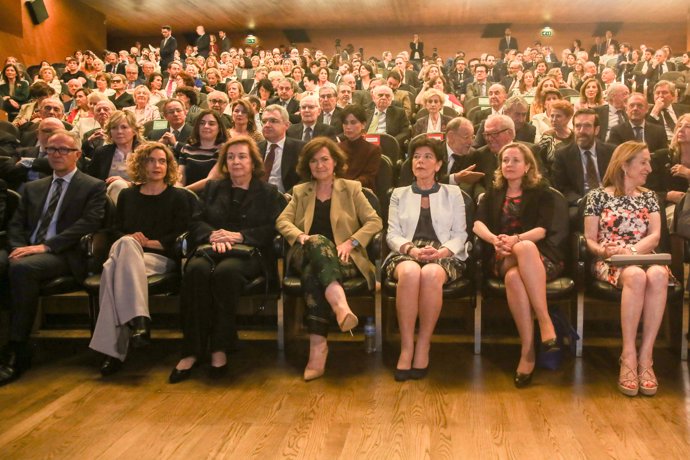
[34,178,64,244]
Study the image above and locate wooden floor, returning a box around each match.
[1,335,690,459]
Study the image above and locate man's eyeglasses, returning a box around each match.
[484,128,510,138]
[46,147,78,155]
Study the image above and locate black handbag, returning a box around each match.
[193,243,259,261]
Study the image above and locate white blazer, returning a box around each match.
[385,184,468,262]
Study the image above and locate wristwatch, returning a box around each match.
[629,245,638,255]
[350,238,360,248]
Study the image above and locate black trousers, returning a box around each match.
[8,252,71,341]
[180,254,262,357]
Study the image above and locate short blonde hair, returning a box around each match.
[422,88,446,105]
[104,110,143,144]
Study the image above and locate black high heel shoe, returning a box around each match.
[129,316,151,348]
[541,338,560,353]
[209,364,228,379]
[394,368,412,382]
[169,361,198,384]
[514,371,533,388]
[409,366,429,380]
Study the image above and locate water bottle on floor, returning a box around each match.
[364,317,376,353]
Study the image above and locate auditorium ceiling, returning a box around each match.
[86,0,688,36]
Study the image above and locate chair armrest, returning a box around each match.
[80,229,115,275]
[273,234,284,258]
[573,232,587,288]
[472,235,484,287]
[367,232,383,262]
[175,231,191,259]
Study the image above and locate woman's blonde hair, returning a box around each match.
[126,142,179,185]
[670,113,690,159]
[602,141,649,196]
[104,110,143,144]
[493,142,542,190]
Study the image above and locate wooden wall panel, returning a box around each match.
[0,0,106,67]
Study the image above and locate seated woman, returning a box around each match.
[34,65,63,95]
[529,77,558,118]
[228,99,264,143]
[566,60,586,90]
[178,109,228,192]
[124,85,161,125]
[65,87,91,124]
[512,70,536,97]
[276,138,383,381]
[384,137,468,381]
[547,68,570,89]
[171,136,285,383]
[87,110,141,203]
[146,72,167,106]
[356,64,374,91]
[257,79,275,113]
[174,85,202,124]
[532,89,564,142]
[584,141,668,397]
[0,64,30,121]
[415,76,462,114]
[647,114,690,223]
[203,68,226,94]
[93,72,115,97]
[538,99,575,165]
[474,143,563,388]
[413,89,453,136]
[90,143,192,376]
[574,77,604,110]
[337,104,381,190]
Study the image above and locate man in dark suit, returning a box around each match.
[195,25,210,58]
[465,64,490,100]
[499,61,523,95]
[159,25,177,70]
[206,90,232,129]
[589,36,606,64]
[441,117,484,196]
[0,130,106,385]
[241,66,268,95]
[448,59,472,96]
[19,97,72,147]
[259,105,304,193]
[594,82,630,142]
[609,92,668,152]
[472,83,507,127]
[646,80,690,142]
[498,28,519,58]
[2,118,62,189]
[365,85,411,148]
[81,100,116,159]
[317,86,343,134]
[286,95,336,141]
[104,52,126,75]
[123,64,145,92]
[267,78,301,124]
[145,99,192,156]
[393,56,419,88]
[474,95,534,148]
[218,31,231,53]
[552,109,615,220]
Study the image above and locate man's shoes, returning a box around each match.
[100,356,123,377]
[129,316,151,348]
[0,344,32,387]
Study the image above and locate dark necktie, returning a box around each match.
[303,126,313,142]
[35,178,64,244]
[662,109,676,131]
[450,154,463,173]
[616,110,625,126]
[263,143,277,182]
[172,129,180,139]
[633,126,643,142]
[584,151,599,190]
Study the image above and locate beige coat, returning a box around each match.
[276,178,383,289]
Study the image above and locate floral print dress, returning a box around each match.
[584,188,661,286]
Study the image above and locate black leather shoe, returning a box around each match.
[169,361,197,384]
[129,316,151,348]
[409,366,429,380]
[208,364,228,379]
[541,338,560,353]
[394,368,412,382]
[514,371,534,388]
[0,348,31,387]
[100,356,123,377]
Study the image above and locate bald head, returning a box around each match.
[38,117,64,147]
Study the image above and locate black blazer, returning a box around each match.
[258,138,304,193]
[109,92,135,110]
[551,141,615,206]
[593,104,628,142]
[8,170,107,280]
[498,36,519,54]
[647,148,689,204]
[608,122,668,152]
[146,123,193,157]
[190,178,286,256]
[87,141,140,180]
[19,120,73,148]
[159,36,178,69]
[317,107,344,134]
[196,34,210,58]
[105,62,126,75]
[267,97,301,124]
[286,122,337,141]
[412,114,453,137]
[476,183,565,265]
[473,121,536,148]
[365,105,411,148]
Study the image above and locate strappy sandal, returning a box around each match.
[638,362,658,396]
[618,357,639,397]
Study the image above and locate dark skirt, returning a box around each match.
[383,238,465,283]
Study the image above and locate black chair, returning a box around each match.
[558,88,579,98]
[374,155,394,223]
[416,106,460,120]
[381,188,479,352]
[0,120,20,140]
[82,190,197,333]
[474,187,578,354]
[280,188,383,348]
[671,196,690,360]
[574,191,684,357]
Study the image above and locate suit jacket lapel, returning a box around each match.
[31,178,53,228]
[569,145,586,194]
[303,182,316,234]
[56,170,80,221]
[330,179,344,231]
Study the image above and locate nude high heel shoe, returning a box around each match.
[304,346,329,382]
